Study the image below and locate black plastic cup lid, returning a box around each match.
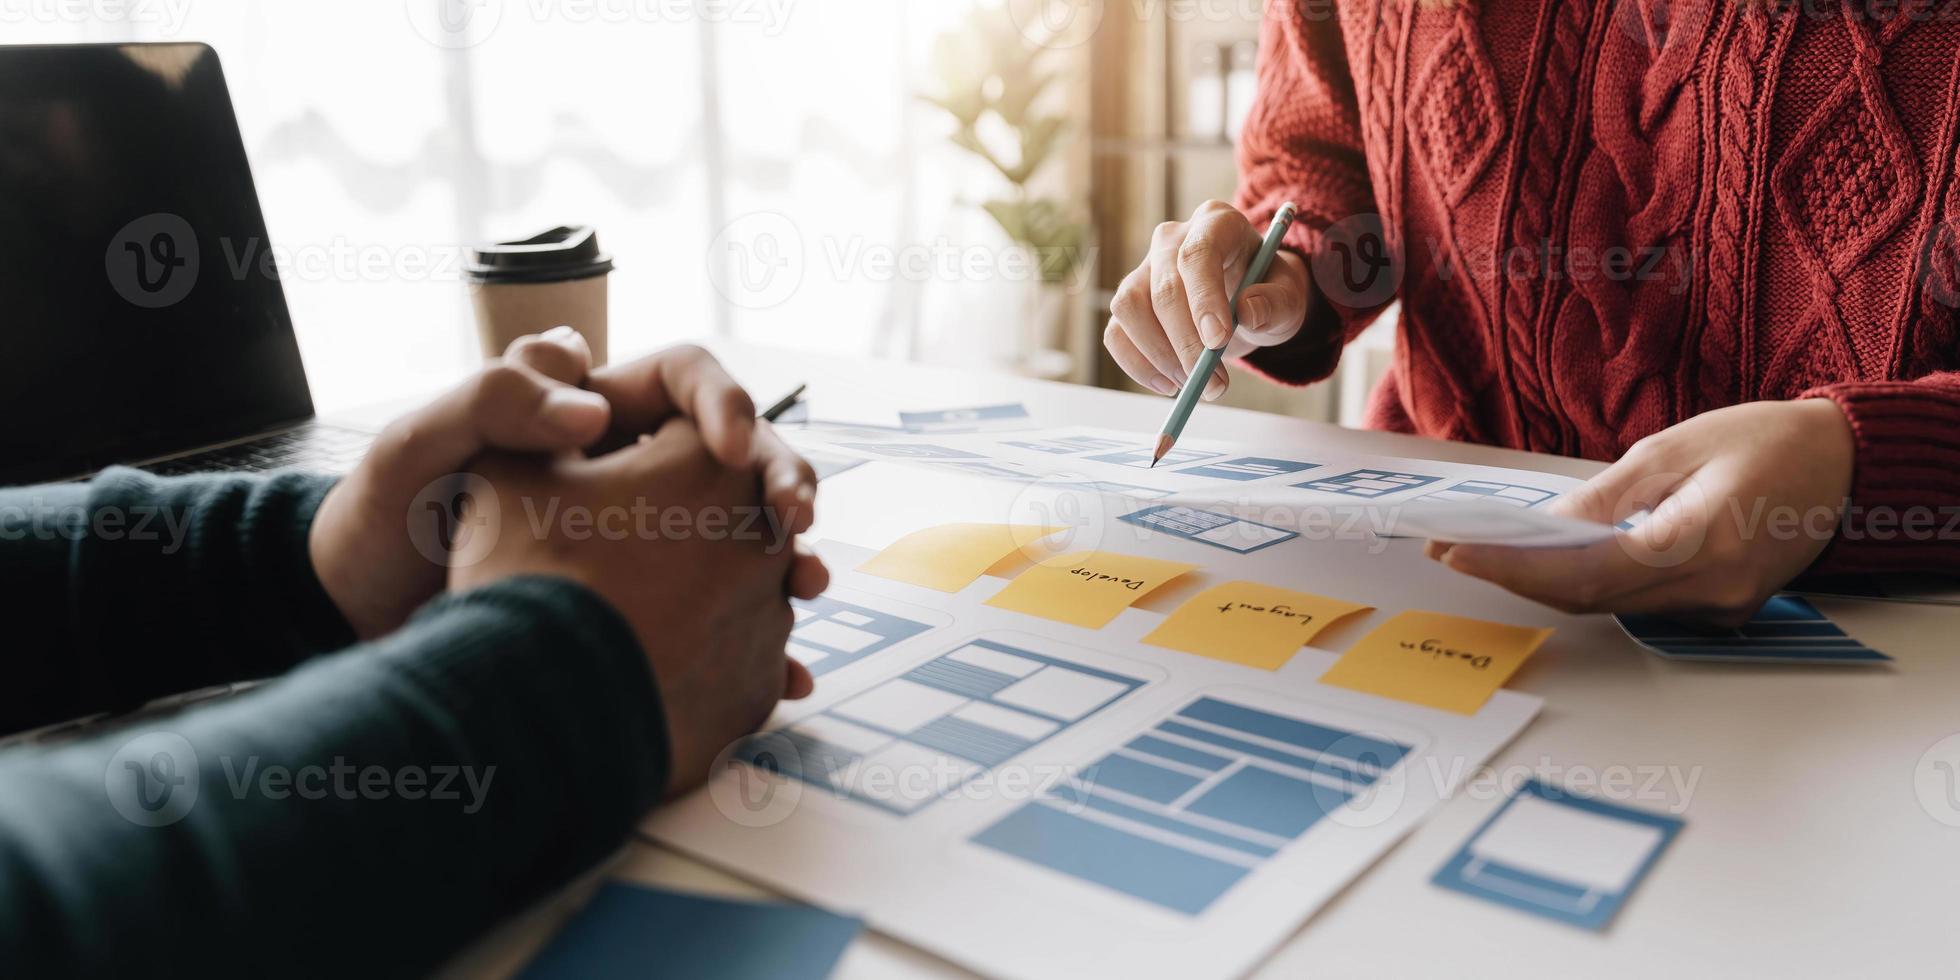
[465,225,615,284]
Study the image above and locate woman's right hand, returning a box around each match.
[1104,199,1313,402]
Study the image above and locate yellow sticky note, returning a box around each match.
[858,523,1065,593]
[1143,582,1373,671]
[1318,611,1553,714]
[985,551,1198,629]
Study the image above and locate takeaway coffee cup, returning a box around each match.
[465,225,614,365]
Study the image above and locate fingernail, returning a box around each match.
[1146,374,1178,396]
[1199,314,1227,348]
[1244,297,1268,330]
[544,325,576,340]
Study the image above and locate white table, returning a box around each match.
[438,342,1960,979]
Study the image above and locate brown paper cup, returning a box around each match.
[465,226,614,366]
[468,276,609,366]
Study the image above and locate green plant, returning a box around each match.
[921,4,1088,285]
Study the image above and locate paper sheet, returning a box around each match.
[1142,581,1372,670]
[647,549,1547,980]
[1318,611,1553,714]
[857,523,1065,593]
[984,551,1198,628]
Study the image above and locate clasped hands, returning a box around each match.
[310,328,824,790]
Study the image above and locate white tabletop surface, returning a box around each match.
[432,342,1960,979]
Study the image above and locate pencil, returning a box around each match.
[1150,203,1300,467]
[759,383,807,423]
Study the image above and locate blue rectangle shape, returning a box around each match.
[1432,780,1684,931]
[1052,784,1278,858]
[1176,456,1320,482]
[1156,721,1372,785]
[1117,505,1299,555]
[1087,753,1205,804]
[1126,735,1230,771]
[1617,594,1891,664]
[789,596,935,678]
[742,637,1148,817]
[900,403,1029,429]
[972,803,1251,915]
[909,716,1033,767]
[905,657,1020,700]
[1184,765,1350,840]
[1180,697,1410,769]
[518,882,861,980]
[1292,468,1443,498]
[1753,594,1824,620]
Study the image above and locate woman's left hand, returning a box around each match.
[1427,399,1856,626]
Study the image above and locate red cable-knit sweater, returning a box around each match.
[1233,0,1960,572]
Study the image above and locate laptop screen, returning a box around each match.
[0,43,313,486]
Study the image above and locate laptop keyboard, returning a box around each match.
[143,422,374,477]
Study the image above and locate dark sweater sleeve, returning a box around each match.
[0,467,355,734]
[0,576,670,979]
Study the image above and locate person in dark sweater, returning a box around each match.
[0,331,825,977]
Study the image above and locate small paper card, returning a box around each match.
[985,551,1199,629]
[1432,780,1683,931]
[858,523,1066,593]
[1318,610,1552,714]
[1143,582,1373,670]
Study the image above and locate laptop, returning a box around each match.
[0,42,375,487]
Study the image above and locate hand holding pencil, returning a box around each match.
[1146,203,1300,466]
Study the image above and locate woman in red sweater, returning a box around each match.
[1106,0,1960,622]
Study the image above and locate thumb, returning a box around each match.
[1551,447,1688,525]
[1234,251,1311,346]
[364,362,612,503]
